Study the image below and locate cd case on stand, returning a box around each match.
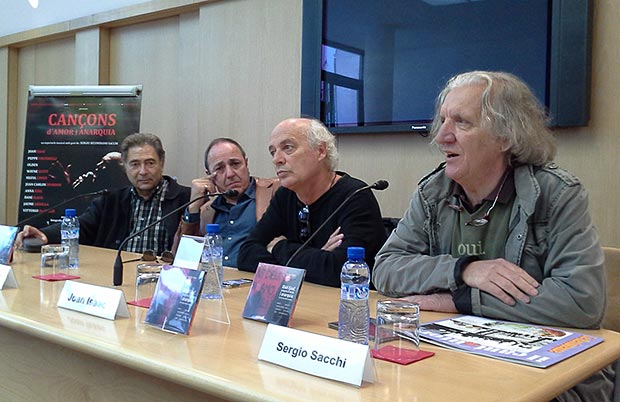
[144,265,205,335]
[0,225,18,264]
[242,263,305,327]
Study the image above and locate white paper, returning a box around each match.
[258,324,375,387]
[57,280,129,320]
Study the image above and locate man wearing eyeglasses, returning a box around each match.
[16,133,190,256]
[372,72,610,401]
[237,118,386,287]
[173,138,279,268]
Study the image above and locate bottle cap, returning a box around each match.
[206,223,220,234]
[64,208,77,217]
[347,246,365,260]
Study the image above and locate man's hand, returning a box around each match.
[188,173,217,214]
[400,293,457,312]
[321,226,343,251]
[14,225,48,249]
[462,258,540,305]
[267,236,287,253]
[269,227,341,259]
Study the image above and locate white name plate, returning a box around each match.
[0,264,18,289]
[57,280,129,320]
[258,324,375,387]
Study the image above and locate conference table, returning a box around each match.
[1,246,619,402]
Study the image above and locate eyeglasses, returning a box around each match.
[122,249,174,264]
[298,205,311,241]
[447,172,509,227]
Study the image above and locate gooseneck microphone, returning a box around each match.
[285,180,389,267]
[17,188,110,227]
[113,189,238,285]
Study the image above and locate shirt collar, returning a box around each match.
[130,178,166,202]
[452,169,515,210]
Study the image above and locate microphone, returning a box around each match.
[113,189,238,285]
[370,180,389,191]
[285,180,389,267]
[17,188,110,227]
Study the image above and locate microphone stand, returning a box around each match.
[113,189,238,285]
[285,180,388,267]
[17,189,110,228]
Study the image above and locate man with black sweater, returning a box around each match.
[237,118,385,287]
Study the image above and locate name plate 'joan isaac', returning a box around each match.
[57,280,129,320]
[258,324,375,387]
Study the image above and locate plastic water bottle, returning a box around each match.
[338,246,370,344]
[201,223,223,299]
[61,208,79,269]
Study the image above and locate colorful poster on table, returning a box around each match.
[17,85,142,229]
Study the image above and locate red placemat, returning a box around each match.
[32,273,80,281]
[127,297,152,308]
[371,346,435,365]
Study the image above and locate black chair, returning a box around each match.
[382,217,400,238]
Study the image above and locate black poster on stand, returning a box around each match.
[17,85,143,229]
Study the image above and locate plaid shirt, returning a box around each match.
[125,179,170,255]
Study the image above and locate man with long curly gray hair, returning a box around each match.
[374,71,610,402]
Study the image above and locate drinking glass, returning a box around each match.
[135,262,162,302]
[40,244,69,271]
[374,299,420,357]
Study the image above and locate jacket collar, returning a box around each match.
[513,164,540,217]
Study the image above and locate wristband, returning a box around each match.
[182,209,200,224]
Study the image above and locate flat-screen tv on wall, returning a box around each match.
[301,0,592,134]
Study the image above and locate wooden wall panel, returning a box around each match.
[110,14,197,183]
[0,47,18,223]
[75,27,110,85]
[196,0,302,183]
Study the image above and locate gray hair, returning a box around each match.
[430,71,556,165]
[120,133,166,163]
[304,118,339,171]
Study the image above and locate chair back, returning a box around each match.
[382,217,400,238]
[603,247,620,332]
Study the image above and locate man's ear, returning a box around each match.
[316,141,328,161]
[499,141,511,153]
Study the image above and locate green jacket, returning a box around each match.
[373,163,606,329]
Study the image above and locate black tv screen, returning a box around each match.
[301,0,592,134]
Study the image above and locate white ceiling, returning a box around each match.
[0,0,152,38]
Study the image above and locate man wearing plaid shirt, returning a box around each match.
[17,133,190,255]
